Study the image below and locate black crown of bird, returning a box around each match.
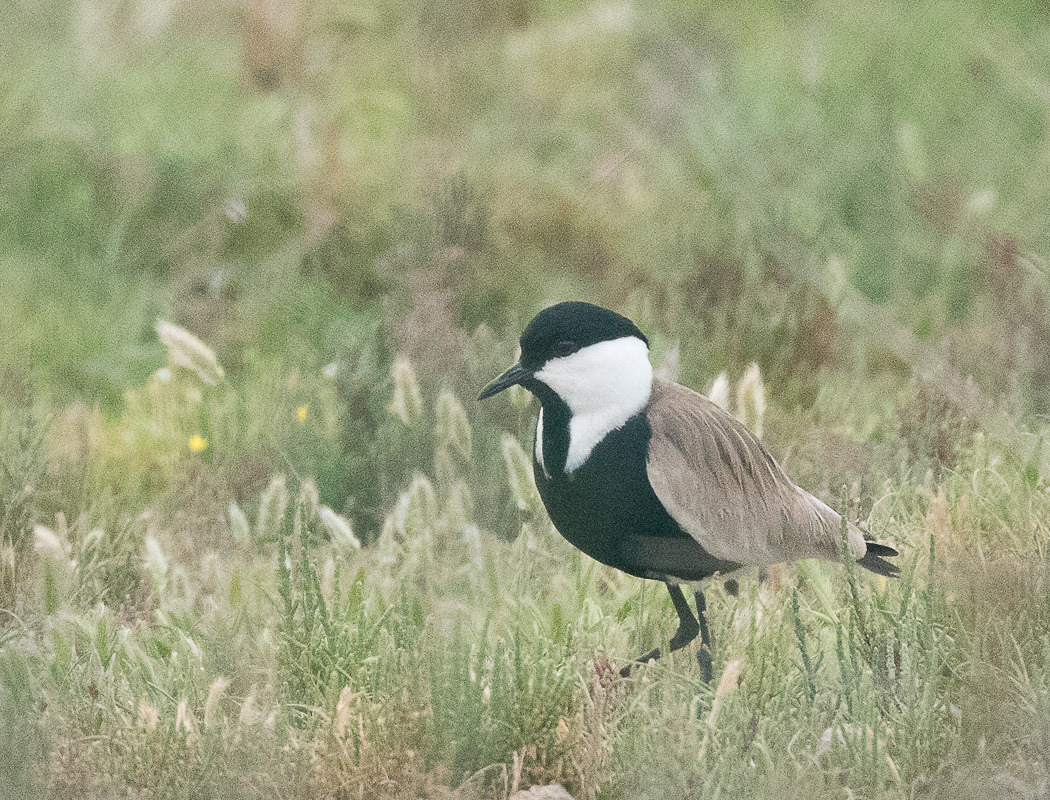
[480,301,899,681]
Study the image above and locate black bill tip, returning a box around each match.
[478,362,528,400]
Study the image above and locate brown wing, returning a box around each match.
[645,380,866,566]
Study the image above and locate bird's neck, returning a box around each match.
[532,339,654,477]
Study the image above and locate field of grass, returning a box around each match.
[4,0,1050,797]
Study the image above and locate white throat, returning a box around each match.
[534,336,653,474]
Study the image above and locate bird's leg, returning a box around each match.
[620,583,699,677]
[694,589,714,684]
[668,584,701,652]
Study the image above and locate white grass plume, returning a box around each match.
[175,698,195,735]
[144,535,168,583]
[155,320,225,386]
[319,505,361,550]
[393,474,438,538]
[707,372,730,409]
[388,357,423,426]
[228,502,251,545]
[736,363,766,440]
[436,390,472,459]
[501,433,538,511]
[334,686,356,740]
[298,478,320,519]
[33,525,68,563]
[138,700,160,731]
[257,475,288,542]
[204,677,229,729]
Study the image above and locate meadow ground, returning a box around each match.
[3,0,1050,797]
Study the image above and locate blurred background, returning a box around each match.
[6,0,1050,536]
[3,2,1050,795]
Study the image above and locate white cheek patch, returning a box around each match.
[534,336,653,473]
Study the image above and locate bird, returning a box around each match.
[479,301,899,681]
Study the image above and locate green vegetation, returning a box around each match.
[3,0,1050,797]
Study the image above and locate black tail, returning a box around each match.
[864,542,898,557]
[858,541,900,578]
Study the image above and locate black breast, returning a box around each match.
[533,410,739,583]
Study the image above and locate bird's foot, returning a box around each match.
[619,647,661,677]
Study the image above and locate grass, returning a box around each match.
[3,0,1050,796]
[2,363,1049,798]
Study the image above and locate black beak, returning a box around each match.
[478,362,529,400]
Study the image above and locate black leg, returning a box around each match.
[620,583,700,677]
[694,589,714,684]
[668,585,701,651]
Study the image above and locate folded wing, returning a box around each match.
[645,380,867,567]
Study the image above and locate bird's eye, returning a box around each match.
[553,340,578,357]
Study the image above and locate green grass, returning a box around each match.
[3,0,1050,796]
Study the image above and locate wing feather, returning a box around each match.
[645,380,865,566]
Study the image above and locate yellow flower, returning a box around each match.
[296,404,308,423]
[188,435,208,453]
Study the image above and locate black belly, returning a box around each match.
[533,412,739,582]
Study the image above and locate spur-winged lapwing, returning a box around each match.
[479,301,898,680]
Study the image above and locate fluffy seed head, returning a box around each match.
[707,373,730,410]
[228,502,251,545]
[155,320,225,386]
[334,685,356,739]
[138,700,160,731]
[736,363,766,439]
[33,525,67,562]
[319,505,361,550]
[257,475,288,541]
[144,535,168,581]
[393,474,438,537]
[436,390,472,460]
[389,357,423,426]
[204,677,229,729]
[501,433,538,511]
[298,479,320,519]
[175,698,195,735]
